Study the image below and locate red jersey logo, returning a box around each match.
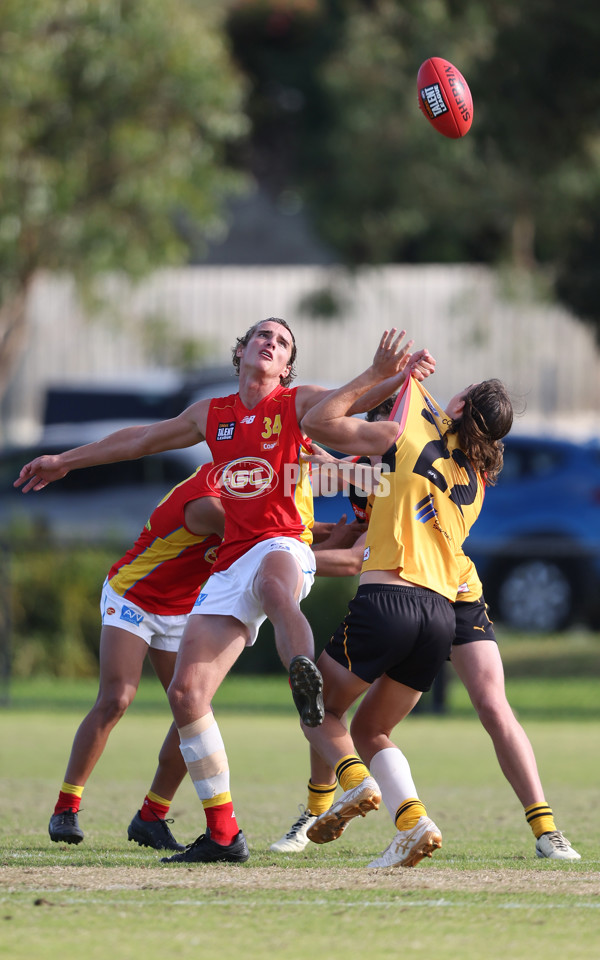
[208,458,278,499]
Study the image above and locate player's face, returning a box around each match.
[445,383,479,420]
[239,322,293,380]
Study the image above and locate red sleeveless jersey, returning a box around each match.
[107,463,221,614]
[205,384,314,572]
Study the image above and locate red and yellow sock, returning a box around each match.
[395,798,427,831]
[202,792,239,846]
[140,790,172,822]
[335,755,371,792]
[54,782,84,815]
[307,779,336,815]
[525,801,556,838]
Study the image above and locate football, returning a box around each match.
[417,57,473,138]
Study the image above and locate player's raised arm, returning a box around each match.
[301,329,412,456]
[14,400,210,493]
[295,340,426,426]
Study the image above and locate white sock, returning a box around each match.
[178,713,229,802]
[370,747,419,823]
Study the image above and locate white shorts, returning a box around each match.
[191,537,316,646]
[100,580,188,652]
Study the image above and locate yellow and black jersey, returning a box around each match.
[455,552,484,602]
[362,376,485,601]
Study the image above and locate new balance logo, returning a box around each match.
[120,606,144,626]
[240,415,256,424]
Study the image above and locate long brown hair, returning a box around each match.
[449,379,513,484]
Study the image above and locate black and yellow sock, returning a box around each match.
[307,780,337,816]
[395,797,427,831]
[524,801,556,839]
[335,754,370,792]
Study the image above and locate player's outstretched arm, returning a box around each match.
[301,328,411,456]
[15,401,210,493]
[296,343,429,424]
[313,532,367,577]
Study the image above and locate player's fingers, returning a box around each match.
[391,329,408,354]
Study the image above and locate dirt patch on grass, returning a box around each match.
[1,865,598,896]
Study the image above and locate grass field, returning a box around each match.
[1,639,599,960]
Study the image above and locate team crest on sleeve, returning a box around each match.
[216,421,236,441]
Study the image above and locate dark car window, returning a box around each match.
[0,447,195,495]
[528,447,564,477]
[498,442,565,483]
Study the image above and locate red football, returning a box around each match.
[417,57,473,138]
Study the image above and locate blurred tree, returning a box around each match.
[0,0,249,400]
[226,0,344,195]
[226,0,600,333]
[474,0,600,326]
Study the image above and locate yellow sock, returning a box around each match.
[335,755,370,792]
[307,780,336,815]
[525,801,556,838]
[395,798,427,831]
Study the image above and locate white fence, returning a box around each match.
[5,264,600,441]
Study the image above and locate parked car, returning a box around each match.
[1,422,210,544]
[313,433,600,632]
[466,433,600,632]
[42,366,238,426]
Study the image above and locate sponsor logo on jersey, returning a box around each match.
[208,458,278,500]
[415,493,437,523]
[261,440,278,451]
[216,421,235,441]
[240,415,256,424]
[203,545,219,565]
[363,546,370,561]
[120,605,144,626]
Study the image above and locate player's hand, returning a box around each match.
[408,348,436,382]
[314,516,364,550]
[14,455,69,492]
[372,328,413,381]
[301,442,341,467]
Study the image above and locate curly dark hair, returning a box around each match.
[449,379,513,484]
[366,394,398,422]
[231,318,297,386]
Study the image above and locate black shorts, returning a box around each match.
[324,584,455,692]
[452,596,496,645]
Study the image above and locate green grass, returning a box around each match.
[1,666,599,960]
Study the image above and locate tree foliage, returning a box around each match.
[226,0,600,328]
[0,0,249,393]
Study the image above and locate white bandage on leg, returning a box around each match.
[370,747,419,821]
[178,713,230,800]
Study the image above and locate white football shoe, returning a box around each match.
[535,831,581,860]
[368,816,442,868]
[307,776,381,845]
[270,806,317,853]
